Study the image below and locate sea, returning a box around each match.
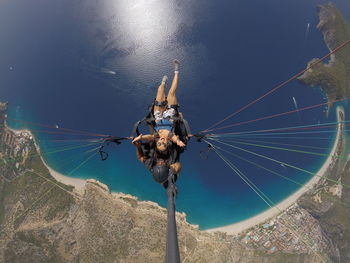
[1,0,350,229]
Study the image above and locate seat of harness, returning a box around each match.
[131,100,191,150]
[155,119,173,132]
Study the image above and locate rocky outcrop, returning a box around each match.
[299,3,350,103]
[3,5,350,257]
[1,172,326,263]
[0,147,327,262]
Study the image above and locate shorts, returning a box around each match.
[154,108,176,122]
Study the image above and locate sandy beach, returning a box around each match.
[7,126,86,194]
[34,143,87,195]
[207,106,344,235]
[43,164,86,195]
[5,106,345,234]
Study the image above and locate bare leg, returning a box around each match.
[170,162,181,174]
[167,60,180,106]
[154,76,168,112]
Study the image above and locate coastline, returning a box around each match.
[5,106,344,235]
[43,164,86,195]
[206,106,344,235]
[34,143,87,195]
[6,125,86,194]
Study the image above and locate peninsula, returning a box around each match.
[1,3,350,263]
[299,3,350,103]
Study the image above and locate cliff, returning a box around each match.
[0,122,333,262]
[299,3,350,103]
[2,4,350,262]
[296,7,350,260]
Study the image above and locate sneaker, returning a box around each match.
[174,60,180,72]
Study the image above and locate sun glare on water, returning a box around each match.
[112,0,177,49]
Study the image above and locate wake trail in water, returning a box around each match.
[294,22,311,67]
[292,96,301,121]
[100,67,117,75]
[305,23,310,40]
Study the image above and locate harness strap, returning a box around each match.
[168,104,179,110]
[131,120,143,136]
[182,118,191,137]
[154,100,168,107]
[99,136,130,161]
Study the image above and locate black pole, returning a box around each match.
[166,173,181,263]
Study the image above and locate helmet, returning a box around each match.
[152,164,169,184]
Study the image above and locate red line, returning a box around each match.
[1,116,109,137]
[202,39,350,132]
[213,121,348,136]
[0,127,107,137]
[205,95,350,132]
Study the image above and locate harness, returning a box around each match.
[98,136,130,161]
[99,100,192,161]
[131,101,192,153]
[154,119,173,132]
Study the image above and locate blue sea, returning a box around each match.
[1,0,350,229]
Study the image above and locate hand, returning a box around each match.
[176,140,186,148]
[132,134,142,144]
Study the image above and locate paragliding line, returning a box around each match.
[210,144,329,263]
[202,39,350,132]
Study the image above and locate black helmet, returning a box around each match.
[152,164,169,184]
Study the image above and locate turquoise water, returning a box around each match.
[1,0,350,229]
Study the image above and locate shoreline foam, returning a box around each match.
[206,106,344,235]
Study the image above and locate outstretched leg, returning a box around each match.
[154,75,168,112]
[167,60,180,106]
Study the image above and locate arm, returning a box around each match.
[170,134,186,147]
[133,141,145,163]
[140,134,154,141]
[132,134,154,144]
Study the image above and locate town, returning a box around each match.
[0,102,34,181]
[239,204,329,254]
